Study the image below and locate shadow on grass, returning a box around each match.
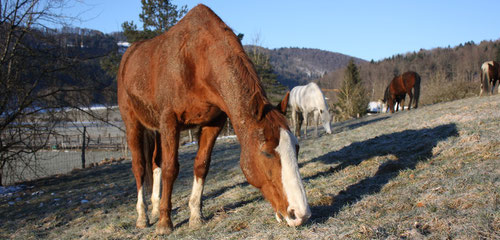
[330,115,390,135]
[306,123,458,224]
[299,115,390,140]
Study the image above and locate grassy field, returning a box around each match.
[1,95,499,239]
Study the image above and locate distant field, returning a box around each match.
[0,95,499,239]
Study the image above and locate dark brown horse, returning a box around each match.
[480,61,500,96]
[383,86,405,112]
[383,71,421,113]
[118,4,310,235]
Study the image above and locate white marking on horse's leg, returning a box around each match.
[151,167,161,220]
[136,186,148,228]
[275,212,283,223]
[275,129,311,226]
[188,176,204,228]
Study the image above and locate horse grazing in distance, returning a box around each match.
[118,4,310,235]
[480,61,500,96]
[383,86,405,112]
[289,82,332,138]
[383,71,421,113]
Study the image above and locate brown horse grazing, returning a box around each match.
[480,61,500,96]
[383,86,405,112]
[117,4,310,234]
[383,71,421,113]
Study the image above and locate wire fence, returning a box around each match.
[1,149,129,185]
[1,120,129,186]
[1,118,237,186]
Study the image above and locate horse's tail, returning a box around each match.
[481,62,492,96]
[413,73,421,109]
[141,129,156,192]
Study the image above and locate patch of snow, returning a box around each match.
[218,135,237,140]
[183,141,197,146]
[31,190,44,196]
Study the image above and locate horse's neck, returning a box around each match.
[215,78,263,138]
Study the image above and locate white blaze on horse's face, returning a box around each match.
[275,128,311,226]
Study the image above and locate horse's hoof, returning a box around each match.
[156,220,173,235]
[136,218,148,229]
[150,209,160,222]
[188,217,204,228]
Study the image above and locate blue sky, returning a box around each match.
[66,0,500,61]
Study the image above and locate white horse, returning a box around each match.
[289,82,332,138]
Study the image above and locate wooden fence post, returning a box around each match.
[81,126,86,168]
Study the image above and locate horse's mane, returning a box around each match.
[183,5,286,128]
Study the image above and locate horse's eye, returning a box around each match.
[261,151,273,158]
[320,109,323,114]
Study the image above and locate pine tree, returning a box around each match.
[101,1,187,79]
[336,59,369,120]
[122,0,187,43]
[247,48,288,104]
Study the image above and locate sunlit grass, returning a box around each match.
[1,95,499,239]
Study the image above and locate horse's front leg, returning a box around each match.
[157,115,180,235]
[189,114,226,228]
[124,118,150,228]
[151,132,162,222]
[388,98,395,113]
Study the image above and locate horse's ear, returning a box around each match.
[277,91,290,115]
[250,92,266,121]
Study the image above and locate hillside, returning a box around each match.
[1,96,499,239]
[318,39,500,105]
[245,46,366,88]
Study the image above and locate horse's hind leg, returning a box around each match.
[302,112,309,138]
[407,91,413,111]
[291,109,300,138]
[313,111,319,137]
[492,80,499,95]
[189,114,226,228]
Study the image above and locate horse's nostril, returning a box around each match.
[288,209,296,220]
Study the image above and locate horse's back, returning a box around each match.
[289,82,326,112]
[117,5,220,128]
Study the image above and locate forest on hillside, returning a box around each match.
[318,40,500,106]
[245,46,366,88]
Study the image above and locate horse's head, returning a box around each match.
[319,108,332,134]
[382,86,391,103]
[240,93,311,227]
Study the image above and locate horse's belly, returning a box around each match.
[179,104,222,126]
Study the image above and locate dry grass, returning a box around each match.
[1,95,499,239]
